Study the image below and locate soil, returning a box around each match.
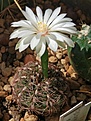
[0,0,91,121]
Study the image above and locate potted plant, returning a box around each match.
[68,24,91,82]
[9,0,77,120]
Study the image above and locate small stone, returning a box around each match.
[0,34,9,45]
[9,118,15,121]
[8,47,16,54]
[9,41,16,47]
[65,56,70,63]
[0,19,5,28]
[0,62,6,70]
[61,59,66,64]
[0,91,8,97]
[0,86,3,91]
[76,93,87,101]
[0,28,4,33]
[67,65,75,75]
[24,112,38,121]
[16,51,23,60]
[71,95,77,105]
[1,46,6,53]
[80,85,91,92]
[3,112,10,121]
[3,84,11,93]
[6,95,13,102]
[71,73,78,80]
[2,67,12,77]
[13,60,20,67]
[49,56,58,63]
[56,52,62,59]
[24,54,36,64]
[78,78,86,85]
[68,79,80,90]
[8,77,14,86]
[20,118,24,121]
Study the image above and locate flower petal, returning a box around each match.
[11,20,31,28]
[50,27,77,34]
[44,9,52,24]
[21,10,37,29]
[36,37,46,57]
[46,35,58,51]
[47,7,61,26]
[36,6,43,22]
[49,13,67,28]
[50,31,74,47]
[25,6,37,23]
[30,34,41,50]
[23,35,34,44]
[15,38,29,52]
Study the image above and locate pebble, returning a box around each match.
[71,95,77,105]
[76,93,87,101]
[80,85,91,92]
[0,19,5,28]
[67,65,75,75]
[16,51,23,60]
[3,84,11,93]
[8,47,16,54]
[24,54,36,64]
[49,56,58,63]
[1,46,6,53]
[71,73,78,80]
[9,118,15,121]
[2,67,12,77]
[24,112,38,121]
[56,52,62,59]
[0,91,8,97]
[8,77,14,86]
[68,79,80,90]
[6,95,13,102]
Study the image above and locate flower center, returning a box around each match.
[37,22,48,35]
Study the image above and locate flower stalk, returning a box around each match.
[41,47,48,78]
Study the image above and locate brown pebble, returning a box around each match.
[56,52,62,59]
[0,34,9,45]
[16,51,22,60]
[67,65,75,75]
[3,112,10,121]
[6,95,13,102]
[24,112,38,121]
[3,84,11,93]
[71,95,77,105]
[20,118,24,121]
[24,54,36,64]
[8,47,16,54]
[71,73,78,80]
[0,91,8,97]
[0,28,4,33]
[80,85,91,92]
[2,67,12,77]
[1,46,6,53]
[0,19,5,28]
[68,79,80,90]
[49,56,58,63]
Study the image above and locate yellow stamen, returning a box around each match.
[38,22,47,33]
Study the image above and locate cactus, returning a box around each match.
[68,43,91,82]
[0,0,14,12]
[12,62,69,116]
[68,24,91,82]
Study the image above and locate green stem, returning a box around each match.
[41,48,48,79]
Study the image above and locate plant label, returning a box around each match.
[59,101,91,121]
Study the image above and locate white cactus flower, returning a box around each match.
[10,6,77,57]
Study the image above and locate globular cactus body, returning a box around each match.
[12,62,69,116]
